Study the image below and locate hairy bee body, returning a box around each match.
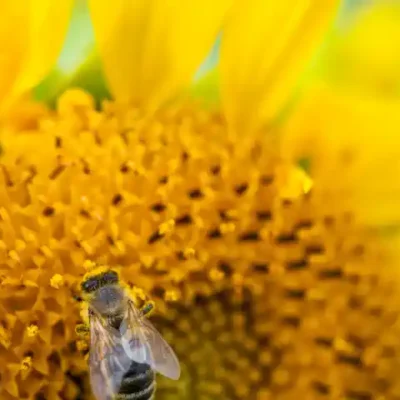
[114,360,155,400]
[79,267,180,400]
[107,309,156,400]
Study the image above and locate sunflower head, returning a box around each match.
[2,2,400,400]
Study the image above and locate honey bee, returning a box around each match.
[76,266,180,400]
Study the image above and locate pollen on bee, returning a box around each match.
[26,324,39,338]
[50,274,64,289]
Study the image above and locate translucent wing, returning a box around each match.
[88,311,133,400]
[120,299,181,380]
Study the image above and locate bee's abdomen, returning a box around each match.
[115,362,155,400]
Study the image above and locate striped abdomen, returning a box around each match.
[114,361,156,400]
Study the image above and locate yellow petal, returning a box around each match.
[220,0,340,135]
[327,2,400,96]
[282,84,400,227]
[10,0,74,99]
[0,2,30,105]
[0,0,73,113]
[89,0,232,111]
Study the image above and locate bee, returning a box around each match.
[76,266,180,400]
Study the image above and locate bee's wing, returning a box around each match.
[120,300,181,380]
[89,312,133,400]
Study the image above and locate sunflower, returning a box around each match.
[1,1,400,400]
[319,1,400,98]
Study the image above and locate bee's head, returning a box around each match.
[81,268,119,294]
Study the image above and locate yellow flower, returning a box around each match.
[0,0,73,113]
[282,83,400,228]
[89,0,339,136]
[4,2,400,400]
[321,2,400,97]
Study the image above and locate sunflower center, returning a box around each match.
[0,89,399,399]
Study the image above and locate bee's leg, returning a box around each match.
[139,301,155,317]
[75,323,90,337]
